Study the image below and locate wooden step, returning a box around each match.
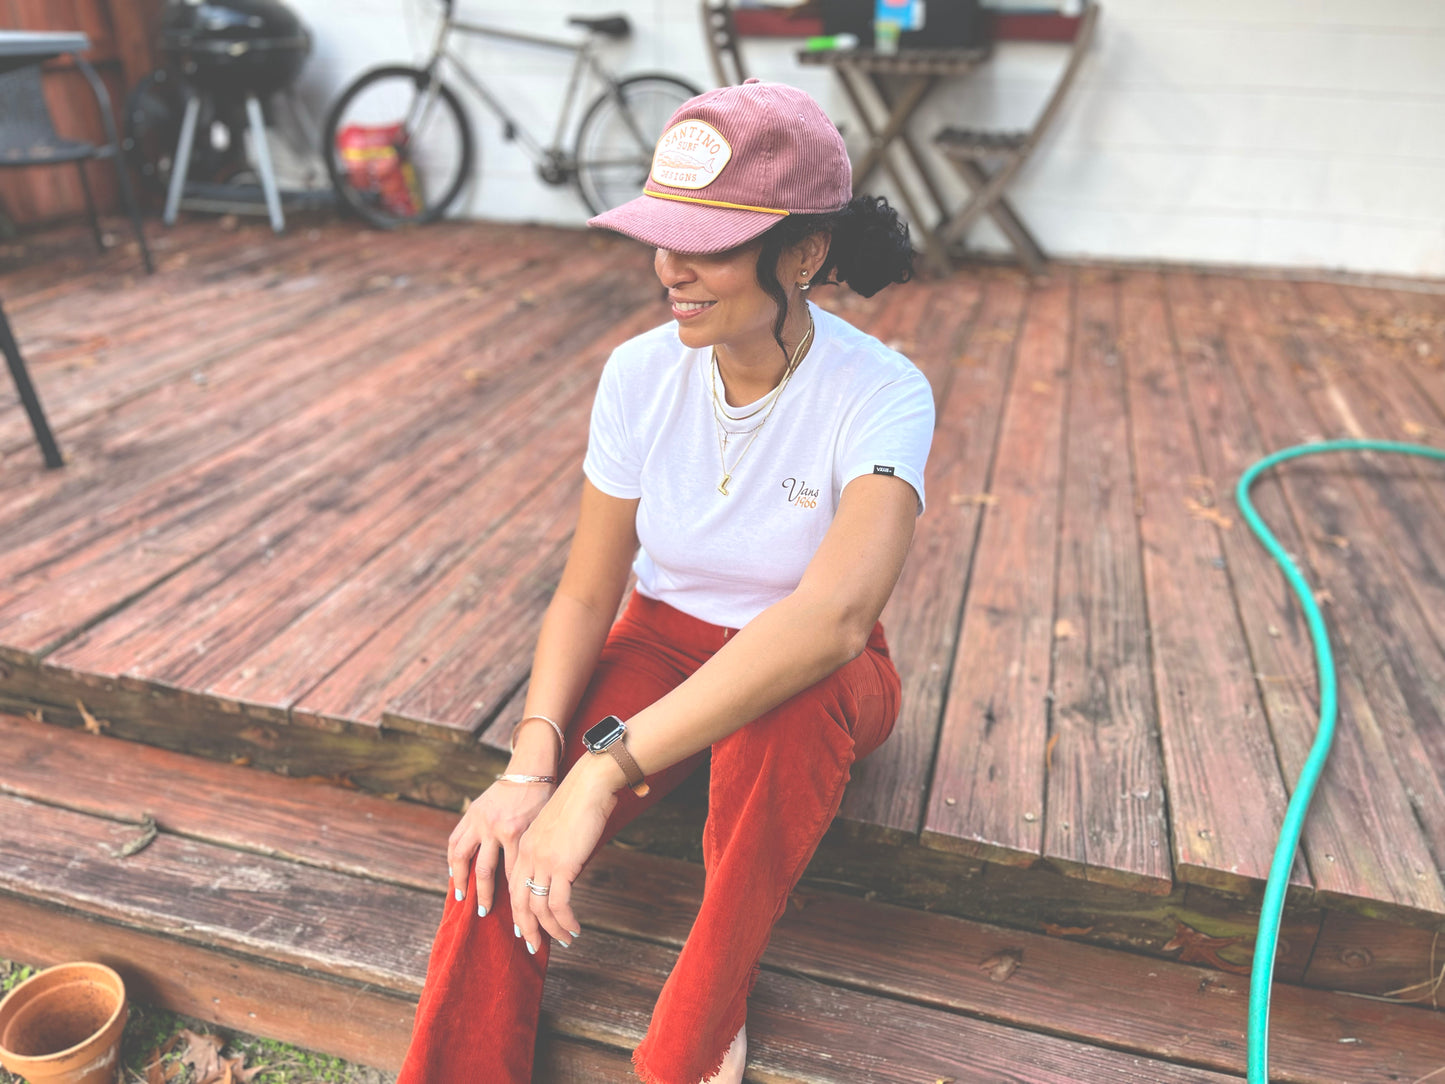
[0,713,1439,1083]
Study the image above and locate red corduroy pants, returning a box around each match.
[397,593,901,1084]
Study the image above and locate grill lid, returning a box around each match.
[160,0,312,97]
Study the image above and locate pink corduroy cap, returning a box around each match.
[587,78,852,254]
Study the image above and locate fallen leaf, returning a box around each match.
[76,699,109,735]
[1162,921,1250,975]
[295,772,357,789]
[230,755,251,767]
[101,815,158,859]
[949,492,997,507]
[1318,533,1350,550]
[178,1029,225,1081]
[1042,922,1094,937]
[462,368,484,384]
[1403,420,1426,438]
[1030,379,1051,394]
[1045,732,1060,774]
[1053,619,1076,639]
[1185,498,1233,530]
[25,708,43,724]
[979,949,1022,982]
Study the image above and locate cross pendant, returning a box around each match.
[718,474,731,496]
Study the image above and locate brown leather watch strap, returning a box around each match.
[606,739,650,798]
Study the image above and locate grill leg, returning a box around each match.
[246,94,285,234]
[163,93,201,226]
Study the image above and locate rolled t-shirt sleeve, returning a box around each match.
[838,367,935,513]
[582,352,642,499]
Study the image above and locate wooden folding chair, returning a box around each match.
[701,0,749,87]
[933,2,1099,274]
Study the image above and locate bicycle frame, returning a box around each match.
[422,6,626,170]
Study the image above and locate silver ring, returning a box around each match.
[525,877,550,897]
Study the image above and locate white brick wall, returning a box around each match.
[287,0,1445,277]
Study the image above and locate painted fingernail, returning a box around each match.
[556,938,571,949]
[477,904,488,918]
[526,941,536,955]
[568,929,581,939]
[454,887,464,902]
[513,924,521,938]
[447,864,453,877]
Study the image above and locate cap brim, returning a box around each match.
[587,193,784,254]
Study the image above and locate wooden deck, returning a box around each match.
[2,709,1440,1082]
[2,219,1445,1002]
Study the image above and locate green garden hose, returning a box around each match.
[1237,439,1445,1082]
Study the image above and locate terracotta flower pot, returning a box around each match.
[0,963,127,1084]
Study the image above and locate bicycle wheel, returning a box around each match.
[574,74,703,216]
[322,65,473,229]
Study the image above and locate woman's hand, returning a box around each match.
[448,779,556,919]
[510,756,623,951]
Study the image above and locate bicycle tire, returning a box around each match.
[574,73,703,217]
[322,65,474,229]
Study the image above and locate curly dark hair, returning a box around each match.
[754,194,915,358]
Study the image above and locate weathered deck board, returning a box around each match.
[1122,272,1290,895]
[921,277,1069,861]
[31,260,640,673]
[49,269,647,699]
[1161,274,1438,915]
[5,717,1440,1082]
[1221,276,1445,915]
[1045,272,1168,893]
[842,272,1000,837]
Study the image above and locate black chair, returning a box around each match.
[0,58,154,274]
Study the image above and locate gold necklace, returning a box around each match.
[712,316,814,496]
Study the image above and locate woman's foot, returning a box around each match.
[700,1024,747,1084]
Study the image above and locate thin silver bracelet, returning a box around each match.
[496,773,557,785]
[509,713,565,754]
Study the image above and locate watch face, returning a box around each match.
[583,715,625,751]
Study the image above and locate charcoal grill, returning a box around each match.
[160,0,311,99]
[157,0,316,232]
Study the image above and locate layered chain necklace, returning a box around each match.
[709,313,814,496]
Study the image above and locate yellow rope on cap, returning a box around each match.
[643,189,790,216]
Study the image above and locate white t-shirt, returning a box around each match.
[583,303,935,630]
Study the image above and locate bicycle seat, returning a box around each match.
[568,14,631,39]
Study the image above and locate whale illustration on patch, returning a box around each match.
[653,149,718,175]
[650,119,733,190]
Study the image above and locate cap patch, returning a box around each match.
[651,120,732,190]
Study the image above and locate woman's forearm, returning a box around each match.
[508,592,618,776]
[587,592,863,788]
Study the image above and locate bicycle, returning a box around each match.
[322,4,704,229]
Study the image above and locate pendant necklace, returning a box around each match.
[712,315,814,496]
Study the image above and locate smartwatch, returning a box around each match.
[582,715,650,797]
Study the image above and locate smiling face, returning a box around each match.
[655,241,777,359]
[653,231,829,369]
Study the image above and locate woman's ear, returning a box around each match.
[799,231,832,279]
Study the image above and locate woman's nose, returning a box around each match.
[655,249,695,287]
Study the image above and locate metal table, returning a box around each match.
[0,31,92,469]
[798,47,989,274]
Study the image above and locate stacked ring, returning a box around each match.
[524,877,550,897]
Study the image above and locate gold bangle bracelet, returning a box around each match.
[496,773,557,785]
[509,714,565,754]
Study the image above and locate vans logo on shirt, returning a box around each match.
[873,465,896,476]
[781,477,820,510]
